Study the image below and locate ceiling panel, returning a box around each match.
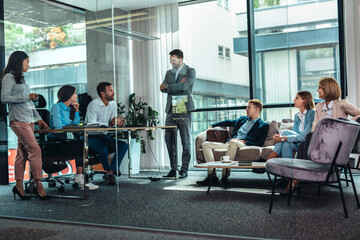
[56,0,186,11]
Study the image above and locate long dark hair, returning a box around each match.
[57,85,77,120]
[1,51,29,84]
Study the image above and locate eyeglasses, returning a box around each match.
[170,58,179,62]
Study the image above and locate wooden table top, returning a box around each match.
[35,125,176,133]
[195,161,266,169]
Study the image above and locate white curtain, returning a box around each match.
[130,4,180,169]
[345,0,360,107]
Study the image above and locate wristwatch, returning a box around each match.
[281,137,285,142]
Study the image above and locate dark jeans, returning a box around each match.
[88,135,128,172]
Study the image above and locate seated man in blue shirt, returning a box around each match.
[86,82,128,185]
[197,99,269,187]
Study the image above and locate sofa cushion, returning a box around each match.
[263,120,279,147]
[235,146,261,161]
[278,122,293,134]
[260,146,274,160]
[206,127,229,143]
[196,150,206,164]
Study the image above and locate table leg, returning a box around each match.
[174,127,178,180]
[83,130,89,199]
[267,172,273,186]
[128,130,132,178]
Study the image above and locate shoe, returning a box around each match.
[252,168,266,174]
[113,170,122,177]
[179,170,188,178]
[80,182,99,190]
[163,170,176,178]
[103,173,116,185]
[280,185,301,196]
[221,176,231,188]
[12,186,31,200]
[196,175,219,186]
[75,174,99,190]
[33,188,50,200]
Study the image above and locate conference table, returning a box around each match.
[35,125,178,199]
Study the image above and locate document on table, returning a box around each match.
[205,161,237,166]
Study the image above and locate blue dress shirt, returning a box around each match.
[50,102,80,129]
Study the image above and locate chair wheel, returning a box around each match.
[48,181,56,188]
[58,186,65,192]
[72,183,79,189]
[65,179,70,184]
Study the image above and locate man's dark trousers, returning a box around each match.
[165,111,192,172]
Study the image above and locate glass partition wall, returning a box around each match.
[0,0,346,239]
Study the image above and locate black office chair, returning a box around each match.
[78,93,108,180]
[25,95,79,193]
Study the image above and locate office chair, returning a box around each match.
[25,95,79,193]
[78,93,108,180]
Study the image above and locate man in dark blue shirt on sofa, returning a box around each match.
[197,99,269,187]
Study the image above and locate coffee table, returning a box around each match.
[195,161,267,193]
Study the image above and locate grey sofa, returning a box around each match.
[195,119,293,164]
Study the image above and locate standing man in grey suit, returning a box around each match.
[160,49,196,178]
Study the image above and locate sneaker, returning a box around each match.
[74,174,84,185]
[103,173,116,185]
[74,174,99,190]
[196,175,219,186]
[80,182,99,191]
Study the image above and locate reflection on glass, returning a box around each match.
[251,0,340,104]
[179,0,250,110]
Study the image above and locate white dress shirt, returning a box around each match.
[86,97,117,126]
[175,64,184,80]
[322,100,334,118]
[297,109,307,132]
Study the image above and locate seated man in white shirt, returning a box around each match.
[86,82,128,185]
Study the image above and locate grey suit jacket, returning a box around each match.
[161,64,196,114]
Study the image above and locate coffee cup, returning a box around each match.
[220,156,231,162]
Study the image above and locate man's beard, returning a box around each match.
[105,95,114,101]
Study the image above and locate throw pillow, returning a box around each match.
[206,127,229,143]
[263,120,279,147]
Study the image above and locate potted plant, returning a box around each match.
[117,93,159,153]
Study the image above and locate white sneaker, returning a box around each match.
[74,174,99,190]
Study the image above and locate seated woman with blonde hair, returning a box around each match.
[312,77,360,131]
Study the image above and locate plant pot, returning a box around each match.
[119,139,140,175]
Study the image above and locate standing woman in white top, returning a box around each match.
[1,51,50,200]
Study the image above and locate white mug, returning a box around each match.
[220,156,230,162]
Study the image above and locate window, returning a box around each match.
[218,45,224,57]
[225,47,231,58]
[224,0,229,9]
